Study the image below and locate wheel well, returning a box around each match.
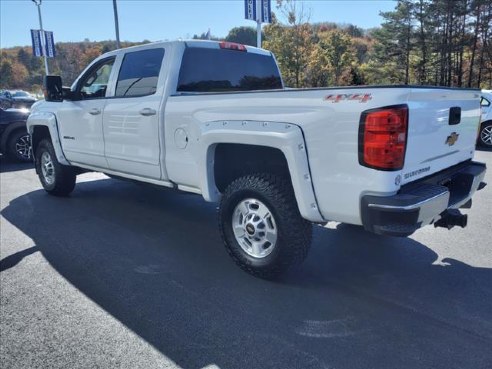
[214,143,291,193]
[6,126,26,142]
[0,121,26,152]
[31,126,51,155]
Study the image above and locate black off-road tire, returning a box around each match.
[218,173,312,279]
[7,129,31,162]
[35,139,76,196]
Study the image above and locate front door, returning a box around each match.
[103,48,165,179]
[57,57,115,168]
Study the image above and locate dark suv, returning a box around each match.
[0,107,31,162]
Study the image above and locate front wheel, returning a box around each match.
[479,122,492,148]
[35,139,76,196]
[218,174,312,279]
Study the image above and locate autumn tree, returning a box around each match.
[305,44,330,87]
[0,59,13,88]
[225,26,258,46]
[0,59,28,89]
[1,0,491,91]
[263,0,314,87]
[320,30,355,85]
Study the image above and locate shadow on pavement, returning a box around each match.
[0,155,33,173]
[476,146,492,152]
[0,246,39,272]
[2,178,491,369]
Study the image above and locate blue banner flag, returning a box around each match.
[261,0,271,23]
[244,0,256,21]
[31,29,43,57]
[44,31,56,58]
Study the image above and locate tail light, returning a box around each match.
[219,41,247,52]
[358,105,408,171]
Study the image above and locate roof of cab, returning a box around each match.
[100,39,272,58]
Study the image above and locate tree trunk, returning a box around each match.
[418,0,427,84]
[467,1,480,87]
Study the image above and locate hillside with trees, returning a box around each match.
[1,0,491,91]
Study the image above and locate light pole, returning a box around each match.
[256,0,261,48]
[31,0,49,75]
[113,0,121,49]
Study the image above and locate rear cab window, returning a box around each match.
[115,48,165,97]
[177,46,283,93]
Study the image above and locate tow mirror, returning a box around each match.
[44,75,76,101]
[44,75,63,102]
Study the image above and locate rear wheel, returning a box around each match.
[7,130,31,162]
[218,173,312,279]
[479,122,492,148]
[35,139,76,196]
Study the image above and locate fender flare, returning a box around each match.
[0,121,27,153]
[197,120,324,223]
[26,111,70,165]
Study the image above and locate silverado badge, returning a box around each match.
[445,132,459,146]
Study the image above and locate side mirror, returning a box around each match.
[44,75,63,102]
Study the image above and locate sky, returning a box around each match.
[0,0,397,48]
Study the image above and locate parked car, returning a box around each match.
[479,90,492,148]
[0,106,31,162]
[10,90,38,109]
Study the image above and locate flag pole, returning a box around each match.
[32,0,49,75]
[113,0,121,49]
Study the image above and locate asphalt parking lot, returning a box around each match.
[1,149,491,369]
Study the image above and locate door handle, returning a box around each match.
[89,108,101,115]
[139,108,156,116]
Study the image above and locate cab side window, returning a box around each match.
[481,97,490,107]
[79,58,115,99]
[115,48,165,98]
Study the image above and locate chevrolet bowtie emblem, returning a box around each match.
[445,132,459,146]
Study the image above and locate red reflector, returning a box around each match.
[359,105,408,171]
[219,41,247,52]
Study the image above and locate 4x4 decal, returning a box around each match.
[324,93,372,103]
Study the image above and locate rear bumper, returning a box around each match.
[361,161,486,236]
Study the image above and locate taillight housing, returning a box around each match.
[219,41,247,52]
[358,104,408,171]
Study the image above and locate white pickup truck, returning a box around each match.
[27,40,486,278]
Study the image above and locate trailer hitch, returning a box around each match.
[434,209,468,230]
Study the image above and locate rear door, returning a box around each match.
[402,88,481,185]
[103,48,165,179]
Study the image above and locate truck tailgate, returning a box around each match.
[402,88,481,185]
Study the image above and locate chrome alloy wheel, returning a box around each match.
[41,151,55,185]
[232,198,278,258]
[15,134,31,160]
[481,125,492,146]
